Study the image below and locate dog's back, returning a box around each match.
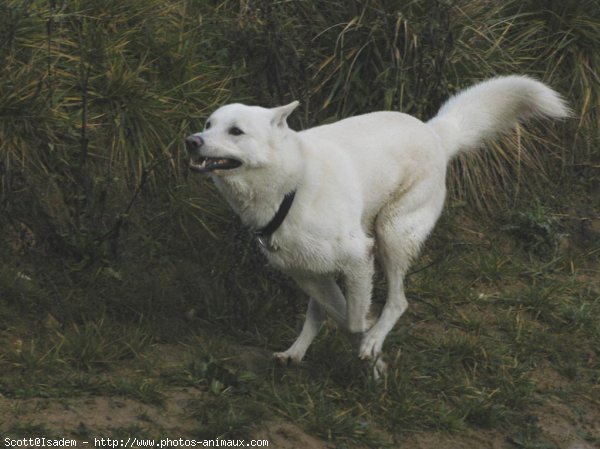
[299,111,446,227]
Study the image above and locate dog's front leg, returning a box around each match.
[292,275,347,325]
[274,298,325,366]
[342,252,388,379]
[274,275,347,365]
[343,250,375,334]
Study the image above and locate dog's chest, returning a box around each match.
[257,220,370,276]
[259,231,340,274]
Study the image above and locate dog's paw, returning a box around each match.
[359,330,384,360]
[372,357,388,380]
[273,351,302,367]
[360,355,388,381]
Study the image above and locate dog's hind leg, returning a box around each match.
[360,187,445,361]
[274,276,347,365]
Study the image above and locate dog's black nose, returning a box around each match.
[185,135,204,153]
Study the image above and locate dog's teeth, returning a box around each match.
[189,155,240,172]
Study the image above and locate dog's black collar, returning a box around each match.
[255,190,296,242]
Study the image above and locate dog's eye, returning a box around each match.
[205,120,211,130]
[229,126,244,136]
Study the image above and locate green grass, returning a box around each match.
[1,205,597,446]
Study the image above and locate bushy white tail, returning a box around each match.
[427,75,570,158]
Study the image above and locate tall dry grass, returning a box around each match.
[216,0,598,210]
[1,0,230,259]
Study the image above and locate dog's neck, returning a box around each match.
[212,138,303,231]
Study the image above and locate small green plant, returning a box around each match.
[504,203,561,256]
[58,320,151,371]
[507,416,558,449]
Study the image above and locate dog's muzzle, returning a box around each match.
[185,134,242,173]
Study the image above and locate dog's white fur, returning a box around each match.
[187,76,568,373]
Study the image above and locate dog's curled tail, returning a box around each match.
[427,75,570,159]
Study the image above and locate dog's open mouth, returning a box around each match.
[189,156,242,173]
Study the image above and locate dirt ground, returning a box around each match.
[1,343,598,449]
[1,385,598,449]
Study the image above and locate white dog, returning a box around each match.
[185,76,568,374]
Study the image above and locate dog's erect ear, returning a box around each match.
[271,101,299,128]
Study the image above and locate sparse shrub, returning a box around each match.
[504,203,561,256]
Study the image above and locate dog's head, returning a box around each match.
[185,101,299,176]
